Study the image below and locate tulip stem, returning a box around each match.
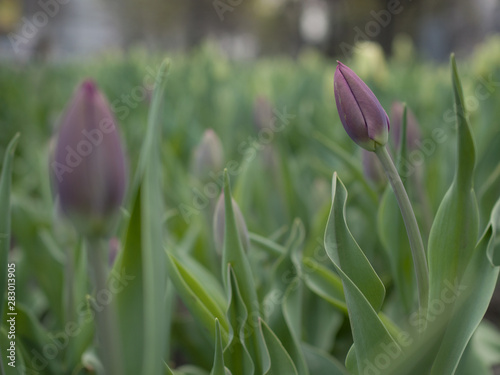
[375,145,429,311]
[86,238,123,375]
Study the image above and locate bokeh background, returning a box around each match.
[1,0,500,61]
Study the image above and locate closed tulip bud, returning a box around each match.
[334,61,390,151]
[191,129,223,183]
[213,193,249,254]
[391,102,421,151]
[52,80,127,237]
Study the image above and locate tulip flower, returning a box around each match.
[391,102,421,151]
[333,62,429,311]
[191,129,224,184]
[213,193,249,254]
[334,61,390,151]
[52,79,127,237]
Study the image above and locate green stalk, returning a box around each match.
[86,238,123,375]
[375,145,429,310]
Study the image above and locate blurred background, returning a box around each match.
[1,0,500,61]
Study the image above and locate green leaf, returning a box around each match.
[221,172,264,372]
[166,251,229,341]
[324,173,400,373]
[112,59,171,375]
[223,267,255,375]
[301,343,349,375]
[113,188,144,375]
[301,257,346,312]
[140,59,170,375]
[11,201,65,326]
[259,319,298,375]
[0,134,19,320]
[263,221,309,375]
[172,250,227,310]
[430,199,500,375]
[221,171,259,311]
[166,362,175,375]
[325,173,385,311]
[210,319,231,375]
[427,54,479,308]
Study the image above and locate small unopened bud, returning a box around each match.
[52,79,127,237]
[334,61,390,151]
[213,193,249,254]
[391,102,421,151]
[191,129,223,183]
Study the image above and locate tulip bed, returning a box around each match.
[1,38,500,374]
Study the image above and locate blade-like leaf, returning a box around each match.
[140,59,170,375]
[427,54,479,307]
[325,173,385,311]
[259,319,298,375]
[430,199,500,375]
[301,257,346,312]
[302,343,349,375]
[221,171,259,312]
[224,266,255,375]
[210,319,231,375]
[325,173,400,373]
[222,171,264,372]
[166,251,229,340]
[109,58,171,375]
[113,188,144,375]
[263,220,309,375]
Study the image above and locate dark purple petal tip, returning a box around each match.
[334,61,389,151]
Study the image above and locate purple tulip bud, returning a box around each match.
[52,80,127,237]
[362,149,386,188]
[213,193,249,254]
[334,62,390,151]
[391,102,421,151]
[191,129,224,183]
